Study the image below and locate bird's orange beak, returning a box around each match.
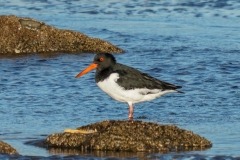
[75,63,98,78]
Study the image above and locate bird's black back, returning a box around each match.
[113,63,181,91]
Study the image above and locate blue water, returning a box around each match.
[0,0,240,159]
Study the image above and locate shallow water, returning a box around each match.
[0,0,240,159]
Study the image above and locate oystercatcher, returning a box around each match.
[76,53,183,120]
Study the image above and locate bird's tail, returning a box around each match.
[176,86,184,94]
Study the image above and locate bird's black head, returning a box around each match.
[93,53,116,71]
[75,53,116,78]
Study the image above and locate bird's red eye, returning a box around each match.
[99,57,104,62]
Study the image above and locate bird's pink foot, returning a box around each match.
[128,116,133,121]
[128,104,134,120]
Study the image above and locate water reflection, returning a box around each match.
[48,148,150,159]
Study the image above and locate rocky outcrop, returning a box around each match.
[45,120,212,152]
[0,140,18,155]
[0,15,123,55]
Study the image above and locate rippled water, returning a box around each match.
[0,0,240,159]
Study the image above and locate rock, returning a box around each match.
[0,140,18,155]
[45,120,212,152]
[0,15,123,55]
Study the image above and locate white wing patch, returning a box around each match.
[97,73,177,104]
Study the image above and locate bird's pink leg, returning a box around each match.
[128,103,134,120]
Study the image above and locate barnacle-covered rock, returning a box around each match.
[0,140,18,155]
[0,15,123,55]
[45,120,212,152]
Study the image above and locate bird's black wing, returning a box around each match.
[114,63,182,91]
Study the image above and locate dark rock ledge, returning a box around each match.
[0,140,18,155]
[45,120,212,152]
[0,15,123,55]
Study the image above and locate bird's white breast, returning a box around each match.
[96,73,176,104]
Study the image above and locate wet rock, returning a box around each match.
[0,15,123,55]
[0,140,18,154]
[46,120,212,152]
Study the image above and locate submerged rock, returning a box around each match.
[0,140,18,155]
[46,120,212,152]
[0,15,123,55]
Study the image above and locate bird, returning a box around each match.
[75,53,183,120]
